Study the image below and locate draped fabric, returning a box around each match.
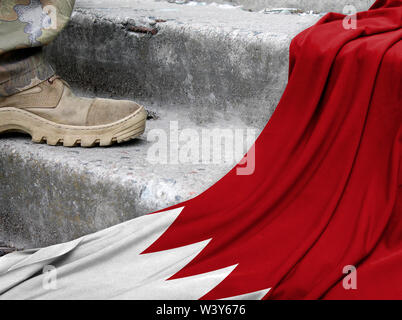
[0,0,401,300]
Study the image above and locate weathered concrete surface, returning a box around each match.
[45,0,319,129]
[182,0,372,13]
[1,1,319,248]
[0,104,257,248]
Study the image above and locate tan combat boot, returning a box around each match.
[0,76,147,147]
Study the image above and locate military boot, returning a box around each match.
[0,76,146,147]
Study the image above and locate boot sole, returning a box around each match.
[0,106,147,147]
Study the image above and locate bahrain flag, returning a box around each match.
[0,0,401,300]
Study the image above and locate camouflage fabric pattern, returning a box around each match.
[0,0,75,96]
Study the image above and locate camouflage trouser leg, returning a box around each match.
[0,0,75,97]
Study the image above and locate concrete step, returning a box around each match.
[46,0,320,129]
[172,0,372,13]
[0,104,258,249]
[1,0,320,249]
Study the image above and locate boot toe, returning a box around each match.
[86,98,143,126]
